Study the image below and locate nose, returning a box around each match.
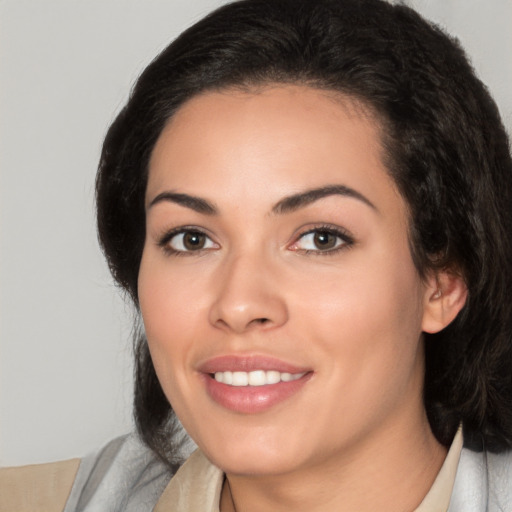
[208,252,288,334]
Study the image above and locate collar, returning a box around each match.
[415,425,463,511]
[154,450,223,512]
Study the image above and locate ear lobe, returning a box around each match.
[421,271,468,334]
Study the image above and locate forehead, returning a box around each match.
[147,85,403,217]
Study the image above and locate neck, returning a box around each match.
[220,413,447,512]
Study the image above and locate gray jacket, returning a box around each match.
[449,446,512,511]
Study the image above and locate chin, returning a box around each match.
[198,428,305,476]
[213,450,299,477]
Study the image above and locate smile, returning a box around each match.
[213,370,306,386]
[199,355,312,413]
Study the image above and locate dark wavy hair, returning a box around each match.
[96,0,512,468]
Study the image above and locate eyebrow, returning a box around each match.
[148,192,218,215]
[272,185,377,214]
[148,184,376,216]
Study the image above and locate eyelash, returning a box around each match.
[157,226,218,257]
[157,224,354,257]
[290,224,355,256]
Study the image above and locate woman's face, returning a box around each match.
[139,85,433,476]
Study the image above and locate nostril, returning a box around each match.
[254,318,270,325]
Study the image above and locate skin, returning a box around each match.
[138,85,467,511]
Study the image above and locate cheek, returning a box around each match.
[290,249,425,376]
[137,252,205,386]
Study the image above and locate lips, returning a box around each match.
[199,354,309,374]
[198,355,312,413]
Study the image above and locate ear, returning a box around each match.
[421,270,468,334]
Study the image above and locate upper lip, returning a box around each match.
[198,354,311,374]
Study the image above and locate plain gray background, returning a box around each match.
[1,0,511,466]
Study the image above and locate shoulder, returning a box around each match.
[486,449,512,509]
[449,445,512,511]
[0,434,173,512]
[63,433,173,511]
[0,458,80,512]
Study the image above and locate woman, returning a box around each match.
[2,0,511,510]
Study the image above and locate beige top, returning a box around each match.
[154,427,464,512]
[0,458,80,512]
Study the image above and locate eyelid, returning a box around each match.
[155,223,354,256]
[288,224,355,254]
[157,226,219,255]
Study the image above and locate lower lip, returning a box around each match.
[202,373,312,414]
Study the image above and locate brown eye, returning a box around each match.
[292,227,352,254]
[183,232,206,250]
[313,231,337,250]
[168,230,216,252]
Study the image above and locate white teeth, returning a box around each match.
[232,371,249,386]
[248,370,266,386]
[266,370,281,384]
[213,370,306,386]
